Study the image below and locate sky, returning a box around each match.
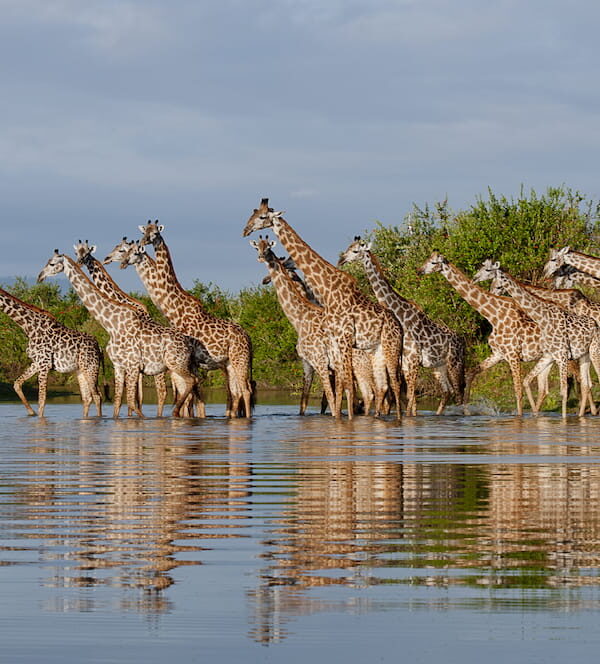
[1,0,599,293]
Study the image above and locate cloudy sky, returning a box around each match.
[1,0,598,292]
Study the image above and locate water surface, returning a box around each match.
[1,403,600,662]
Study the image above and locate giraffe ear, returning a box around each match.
[158,225,165,233]
[268,239,277,249]
[491,261,500,270]
[90,245,97,255]
[250,240,259,249]
[73,244,79,253]
[138,225,146,233]
[139,245,146,254]
[272,210,285,218]
[559,246,570,256]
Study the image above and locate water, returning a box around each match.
[2,402,600,662]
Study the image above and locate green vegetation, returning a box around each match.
[1,186,599,406]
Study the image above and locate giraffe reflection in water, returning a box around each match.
[249,416,600,644]
[16,416,253,614]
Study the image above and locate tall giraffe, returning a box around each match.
[132,224,254,418]
[472,260,600,418]
[73,239,170,416]
[262,254,377,415]
[38,251,209,418]
[250,236,337,415]
[418,252,550,415]
[0,287,102,417]
[242,198,403,420]
[339,236,466,415]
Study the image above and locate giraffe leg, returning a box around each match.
[76,370,93,417]
[533,363,553,413]
[13,363,40,416]
[299,359,315,415]
[155,372,167,417]
[587,336,600,415]
[577,356,592,417]
[36,368,49,418]
[523,357,554,415]
[171,372,196,417]
[433,366,453,415]
[402,353,419,416]
[112,366,125,418]
[125,369,144,418]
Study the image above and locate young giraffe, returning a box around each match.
[73,239,170,417]
[473,261,600,418]
[242,198,403,420]
[339,236,466,415]
[263,255,377,415]
[105,234,252,418]
[38,251,209,418]
[250,236,337,416]
[0,287,102,417]
[419,252,552,415]
[133,223,254,418]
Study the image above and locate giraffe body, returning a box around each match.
[0,288,102,417]
[474,260,600,418]
[339,237,465,415]
[420,252,551,415]
[117,226,254,418]
[243,199,403,420]
[38,252,209,418]
[74,240,173,416]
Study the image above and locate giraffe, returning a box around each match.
[339,236,466,415]
[0,287,102,417]
[242,198,403,420]
[128,224,254,418]
[484,261,600,325]
[38,251,210,418]
[73,239,170,416]
[552,263,600,290]
[250,236,337,415]
[262,255,377,415]
[419,252,553,416]
[544,247,600,283]
[472,260,600,418]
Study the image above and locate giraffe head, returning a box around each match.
[543,246,571,278]
[242,198,285,237]
[38,250,66,282]
[73,239,97,268]
[103,237,136,265]
[418,251,448,275]
[119,240,147,270]
[338,236,371,267]
[139,220,164,247]
[249,235,278,266]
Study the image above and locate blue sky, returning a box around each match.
[1,1,599,292]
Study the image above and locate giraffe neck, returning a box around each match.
[272,216,356,307]
[85,256,147,313]
[514,281,577,309]
[363,251,416,317]
[0,288,53,335]
[151,238,211,324]
[265,260,319,333]
[62,256,134,332]
[498,273,555,326]
[571,271,600,288]
[440,262,509,324]
[565,251,600,279]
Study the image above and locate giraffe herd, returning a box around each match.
[4,197,600,419]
